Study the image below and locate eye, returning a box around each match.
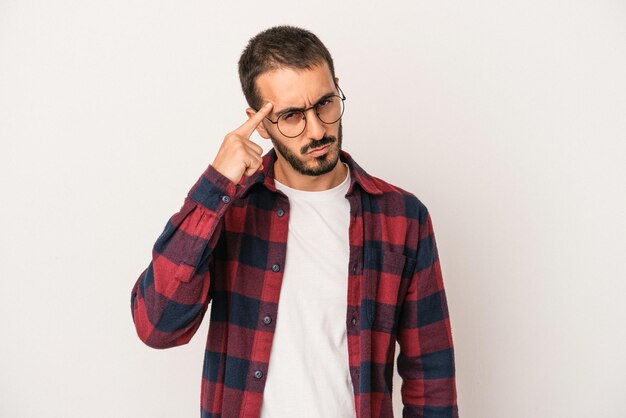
[317,98,333,108]
[279,111,305,125]
[282,111,299,121]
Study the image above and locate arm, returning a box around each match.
[396,207,459,417]
[130,102,273,348]
[130,164,236,349]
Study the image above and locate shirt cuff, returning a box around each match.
[187,164,238,212]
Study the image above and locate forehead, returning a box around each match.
[255,61,335,107]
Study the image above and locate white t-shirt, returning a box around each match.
[259,163,356,418]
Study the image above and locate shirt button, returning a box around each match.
[277,209,285,217]
[254,370,263,379]
[263,315,272,325]
[221,195,231,203]
[352,265,357,274]
[271,263,280,272]
[351,317,357,326]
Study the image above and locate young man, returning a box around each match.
[131,25,458,418]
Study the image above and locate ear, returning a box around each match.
[334,76,340,85]
[245,107,271,139]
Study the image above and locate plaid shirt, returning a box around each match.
[131,148,458,418]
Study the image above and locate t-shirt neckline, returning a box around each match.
[273,163,350,201]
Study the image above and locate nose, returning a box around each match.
[304,108,326,141]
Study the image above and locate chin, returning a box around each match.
[272,127,342,177]
[308,147,340,175]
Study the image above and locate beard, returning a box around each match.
[269,121,343,177]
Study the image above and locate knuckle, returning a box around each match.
[234,147,247,159]
[229,139,245,152]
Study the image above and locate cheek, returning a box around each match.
[281,142,302,157]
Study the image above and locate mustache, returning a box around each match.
[302,136,336,154]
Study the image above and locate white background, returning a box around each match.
[1,1,625,417]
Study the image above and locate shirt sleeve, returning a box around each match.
[396,207,459,417]
[130,164,237,349]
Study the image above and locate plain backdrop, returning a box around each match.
[1,1,625,417]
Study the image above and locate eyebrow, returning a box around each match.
[273,91,336,117]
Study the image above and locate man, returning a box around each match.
[131,25,458,418]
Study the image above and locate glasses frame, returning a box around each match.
[262,84,347,138]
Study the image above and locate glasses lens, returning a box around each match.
[317,95,344,124]
[277,111,306,137]
[275,94,345,137]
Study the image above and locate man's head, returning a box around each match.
[238,26,344,178]
[238,25,336,111]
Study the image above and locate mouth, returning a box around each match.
[308,143,332,157]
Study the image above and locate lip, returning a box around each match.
[308,144,331,156]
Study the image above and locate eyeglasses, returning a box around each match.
[262,84,346,138]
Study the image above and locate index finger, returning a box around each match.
[236,102,274,138]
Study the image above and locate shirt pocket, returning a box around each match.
[363,248,415,331]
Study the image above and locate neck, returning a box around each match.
[273,158,347,191]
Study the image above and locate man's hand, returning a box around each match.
[211,102,273,184]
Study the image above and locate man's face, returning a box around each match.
[252,61,343,177]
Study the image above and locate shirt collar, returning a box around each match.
[235,148,383,198]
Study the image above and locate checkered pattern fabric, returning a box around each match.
[131,148,458,417]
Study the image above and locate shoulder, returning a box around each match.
[366,174,430,226]
[341,149,430,225]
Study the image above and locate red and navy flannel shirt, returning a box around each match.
[131,148,458,418]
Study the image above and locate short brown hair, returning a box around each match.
[238,25,336,110]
